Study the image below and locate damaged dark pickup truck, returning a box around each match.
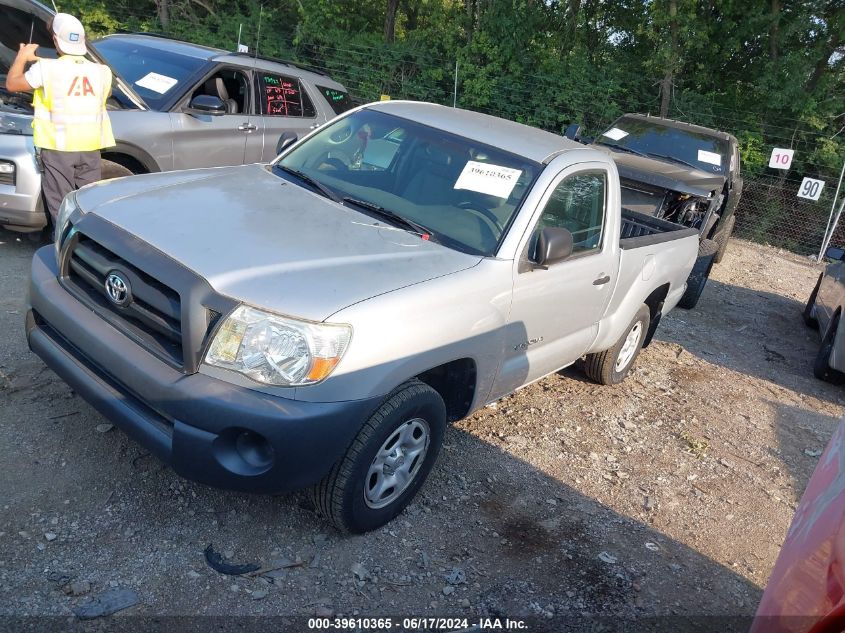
[568,114,742,309]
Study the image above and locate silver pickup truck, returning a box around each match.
[26,101,698,532]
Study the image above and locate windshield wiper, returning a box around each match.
[596,141,647,157]
[277,165,342,203]
[644,152,702,170]
[342,197,436,240]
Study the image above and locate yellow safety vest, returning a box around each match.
[32,56,116,152]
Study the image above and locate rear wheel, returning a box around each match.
[584,304,650,385]
[678,239,719,310]
[803,273,823,330]
[713,215,735,264]
[814,315,845,384]
[311,380,446,533]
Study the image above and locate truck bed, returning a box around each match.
[620,208,698,250]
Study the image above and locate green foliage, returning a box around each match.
[56,0,843,178]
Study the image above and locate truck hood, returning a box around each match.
[76,164,482,322]
[595,147,726,198]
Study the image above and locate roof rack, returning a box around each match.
[111,31,225,52]
[227,51,328,77]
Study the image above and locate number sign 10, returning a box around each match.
[797,177,825,202]
[769,148,794,170]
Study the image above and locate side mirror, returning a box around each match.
[276,131,298,155]
[826,246,845,261]
[564,123,583,141]
[186,94,226,116]
[535,227,574,268]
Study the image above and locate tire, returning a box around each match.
[713,214,735,264]
[803,273,823,330]
[311,379,447,533]
[100,159,133,181]
[814,316,845,384]
[678,238,719,310]
[584,304,651,385]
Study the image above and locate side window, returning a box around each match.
[533,171,606,259]
[190,69,249,115]
[316,85,353,115]
[258,73,316,118]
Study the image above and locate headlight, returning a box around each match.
[54,192,79,258]
[205,305,352,386]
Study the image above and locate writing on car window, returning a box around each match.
[260,74,316,118]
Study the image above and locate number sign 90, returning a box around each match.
[797,177,825,202]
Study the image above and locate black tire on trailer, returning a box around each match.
[713,214,736,264]
[803,273,823,330]
[100,159,133,180]
[584,304,651,385]
[311,379,447,533]
[814,314,845,384]
[678,238,719,310]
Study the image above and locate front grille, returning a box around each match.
[62,233,184,368]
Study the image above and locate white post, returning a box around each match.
[821,196,845,260]
[453,60,459,108]
[819,158,845,261]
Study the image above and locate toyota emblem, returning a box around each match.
[105,272,132,307]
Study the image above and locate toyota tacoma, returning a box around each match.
[27,101,699,532]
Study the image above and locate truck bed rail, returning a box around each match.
[620,208,698,250]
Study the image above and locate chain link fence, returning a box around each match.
[733,176,840,258]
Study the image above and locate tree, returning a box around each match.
[385,0,400,42]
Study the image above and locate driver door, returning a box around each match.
[169,67,262,169]
[490,165,616,399]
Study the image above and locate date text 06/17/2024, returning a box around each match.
[307,617,529,630]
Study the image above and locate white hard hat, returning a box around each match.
[51,13,87,56]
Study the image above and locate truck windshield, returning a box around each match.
[92,38,207,111]
[598,117,729,174]
[275,109,540,256]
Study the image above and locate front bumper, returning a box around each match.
[0,133,45,232]
[26,246,380,493]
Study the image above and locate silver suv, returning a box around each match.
[0,0,350,232]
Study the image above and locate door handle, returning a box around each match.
[593,274,611,286]
[238,123,257,132]
[309,123,321,130]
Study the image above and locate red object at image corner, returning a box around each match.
[751,420,845,633]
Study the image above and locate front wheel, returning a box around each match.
[100,159,133,181]
[584,304,651,385]
[312,380,447,533]
[803,273,823,329]
[814,317,845,384]
[713,214,735,264]
[678,239,719,310]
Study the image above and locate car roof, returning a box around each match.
[618,113,737,143]
[94,34,347,91]
[366,101,584,163]
[96,33,222,60]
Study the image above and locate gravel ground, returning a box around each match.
[1,231,842,627]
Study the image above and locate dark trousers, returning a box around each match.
[40,149,101,224]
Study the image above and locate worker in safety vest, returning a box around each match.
[5,13,115,227]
